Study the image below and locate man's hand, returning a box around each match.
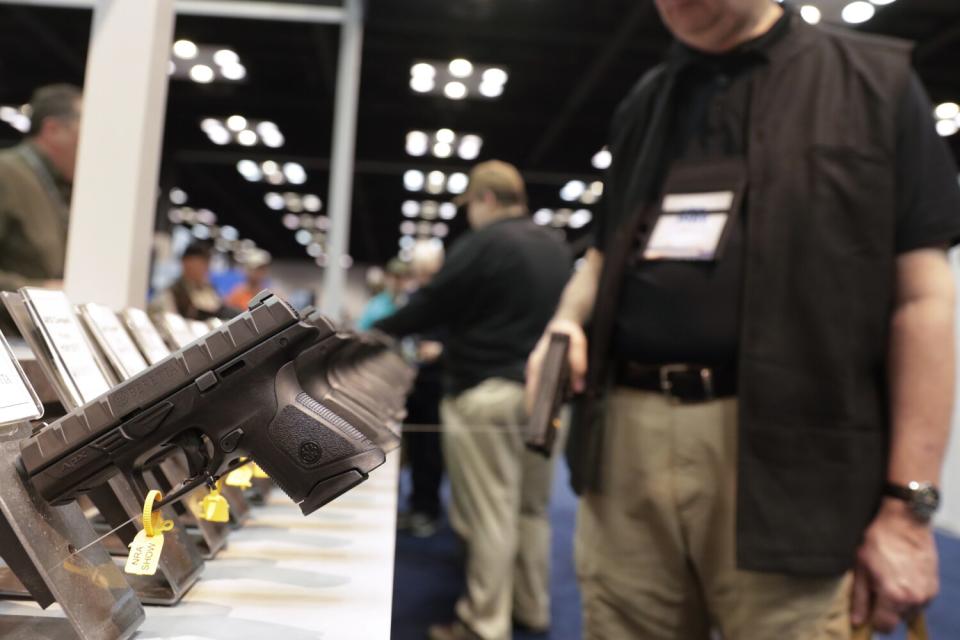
[525,319,588,414]
[851,499,939,633]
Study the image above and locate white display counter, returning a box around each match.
[0,451,400,639]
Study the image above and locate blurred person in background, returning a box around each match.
[376,160,571,640]
[526,1,960,638]
[151,241,232,320]
[0,84,82,296]
[357,257,410,331]
[397,240,447,538]
[225,249,273,310]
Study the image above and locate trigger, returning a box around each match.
[173,432,210,478]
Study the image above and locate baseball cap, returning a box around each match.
[453,160,528,209]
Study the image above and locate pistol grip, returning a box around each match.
[251,393,385,515]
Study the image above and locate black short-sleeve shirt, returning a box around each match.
[607,16,960,365]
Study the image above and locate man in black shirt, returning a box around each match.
[527,1,960,638]
[376,160,570,640]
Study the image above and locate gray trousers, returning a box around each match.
[440,378,554,640]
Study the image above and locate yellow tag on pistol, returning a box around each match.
[251,462,269,479]
[125,490,174,576]
[225,464,253,489]
[199,480,230,523]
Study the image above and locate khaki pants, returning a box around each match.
[576,389,852,640]
[441,378,554,640]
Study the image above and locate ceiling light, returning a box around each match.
[592,147,612,170]
[283,162,307,185]
[479,82,504,99]
[427,171,446,188]
[398,249,413,262]
[316,215,330,230]
[569,209,593,229]
[433,142,453,158]
[449,58,474,78]
[436,128,456,145]
[842,1,875,23]
[553,209,572,228]
[870,0,896,4]
[340,255,354,269]
[197,208,217,225]
[226,115,248,131]
[411,62,436,78]
[264,192,285,211]
[207,126,231,145]
[302,194,322,212]
[173,39,199,60]
[561,180,587,202]
[300,214,315,229]
[200,117,221,133]
[404,170,425,191]
[936,119,959,137]
[237,159,262,182]
[295,229,312,246]
[315,255,329,267]
[417,221,433,236]
[189,64,215,84]
[400,221,417,235]
[402,200,421,217]
[399,235,416,250]
[261,160,280,177]
[439,202,457,220]
[406,130,429,156]
[533,209,553,226]
[213,48,239,67]
[935,102,960,121]
[221,64,247,81]
[260,128,284,148]
[457,135,483,161]
[284,192,303,213]
[447,172,469,194]
[590,181,604,197]
[237,129,258,146]
[482,68,508,86]
[307,243,324,258]
[432,222,449,238]
[220,225,239,241]
[444,81,468,100]
[421,201,439,219]
[411,76,435,93]
[800,5,821,24]
[192,224,211,240]
[170,187,188,205]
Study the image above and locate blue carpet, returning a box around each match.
[392,463,960,639]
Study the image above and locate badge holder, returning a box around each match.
[0,290,204,606]
[79,304,230,557]
[0,332,145,640]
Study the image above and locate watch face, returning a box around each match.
[910,483,940,522]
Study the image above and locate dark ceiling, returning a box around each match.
[0,0,958,267]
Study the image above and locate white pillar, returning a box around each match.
[320,0,364,320]
[63,0,175,310]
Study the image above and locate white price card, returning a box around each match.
[81,303,149,381]
[122,309,170,366]
[0,333,42,426]
[643,213,730,261]
[22,288,112,405]
[163,313,197,349]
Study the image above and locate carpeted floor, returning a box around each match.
[392,463,960,639]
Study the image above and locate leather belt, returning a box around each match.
[615,361,737,403]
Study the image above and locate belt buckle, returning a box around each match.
[659,364,714,403]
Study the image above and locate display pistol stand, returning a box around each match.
[223,483,252,526]
[0,437,145,640]
[87,473,204,606]
[0,290,205,606]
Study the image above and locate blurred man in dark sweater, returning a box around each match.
[376,160,571,640]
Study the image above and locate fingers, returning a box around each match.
[568,329,588,393]
[850,563,872,628]
[871,592,902,634]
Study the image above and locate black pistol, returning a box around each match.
[19,292,409,516]
[525,332,570,457]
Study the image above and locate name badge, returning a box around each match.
[643,191,734,261]
[0,333,43,427]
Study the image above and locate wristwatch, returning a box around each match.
[884,482,940,523]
